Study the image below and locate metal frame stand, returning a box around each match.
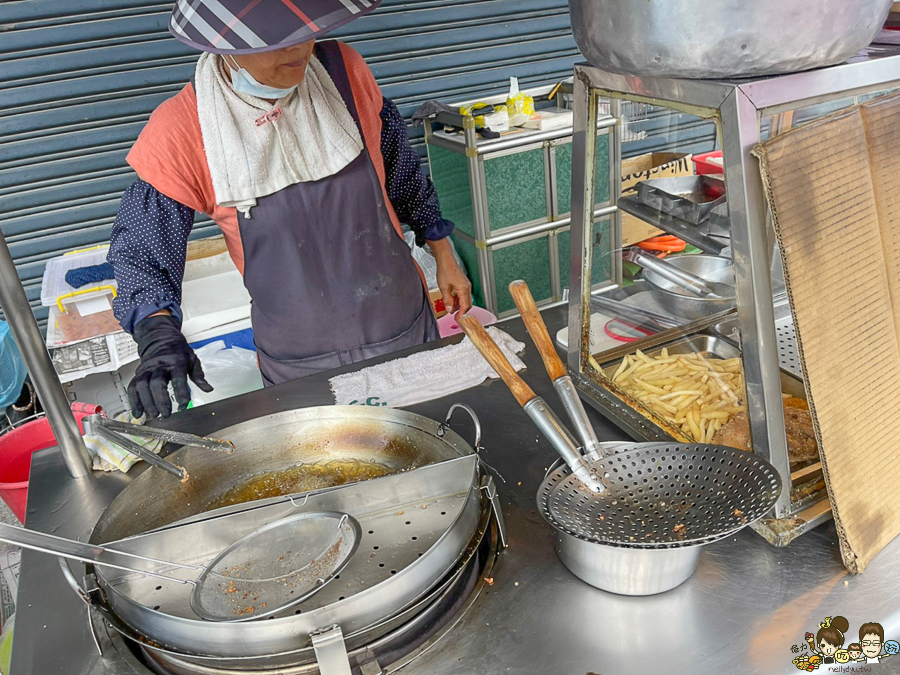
[567,49,900,545]
[423,84,619,317]
[0,231,90,479]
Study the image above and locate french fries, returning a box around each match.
[609,348,746,443]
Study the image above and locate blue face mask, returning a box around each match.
[224,55,299,100]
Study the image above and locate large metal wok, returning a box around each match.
[93,406,476,541]
[78,406,497,671]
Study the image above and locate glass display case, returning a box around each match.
[566,47,900,545]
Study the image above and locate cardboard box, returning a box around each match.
[620,152,694,245]
[754,92,900,573]
[429,288,448,319]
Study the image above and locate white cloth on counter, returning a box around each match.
[83,412,164,473]
[194,52,364,218]
[329,328,527,408]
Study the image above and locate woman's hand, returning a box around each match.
[428,238,473,316]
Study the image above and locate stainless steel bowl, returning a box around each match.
[568,0,892,79]
[556,534,702,596]
[642,255,735,321]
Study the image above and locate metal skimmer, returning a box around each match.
[0,511,359,623]
[191,511,360,622]
[539,443,782,548]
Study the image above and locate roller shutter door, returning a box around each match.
[0,0,587,327]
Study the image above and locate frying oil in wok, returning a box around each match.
[208,459,395,509]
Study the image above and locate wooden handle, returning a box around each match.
[458,314,536,407]
[509,280,567,381]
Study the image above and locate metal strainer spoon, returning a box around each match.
[190,511,360,621]
[0,510,359,622]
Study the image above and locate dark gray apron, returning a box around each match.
[236,42,438,385]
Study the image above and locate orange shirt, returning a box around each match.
[126,41,406,276]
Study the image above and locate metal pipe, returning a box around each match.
[485,205,618,247]
[0,233,90,478]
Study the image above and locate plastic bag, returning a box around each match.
[0,322,26,410]
[0,613,13,675]
[506,77,535,127]
[188,340,263,407]
[403,230,466,291]
[459,102,509,132]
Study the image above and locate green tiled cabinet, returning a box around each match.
[484,148,548,231]
[552,136,611,216]
[426,122,613,318]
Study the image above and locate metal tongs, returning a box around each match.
[458,281,606,494]
[81,414,235,482]
[625,249,734,299]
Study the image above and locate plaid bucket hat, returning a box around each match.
[169,0,382,54]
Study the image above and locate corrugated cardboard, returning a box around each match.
[620,153,694,245]
[754,93,900,573]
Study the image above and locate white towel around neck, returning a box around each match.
[194,52,364,218]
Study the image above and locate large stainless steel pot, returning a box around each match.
[83,406,492,670]
[568,0,892,79]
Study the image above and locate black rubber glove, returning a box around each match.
[127,314,213,419]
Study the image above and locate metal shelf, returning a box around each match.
[616,195,728,255]
[567,47,900,545]
[775,315,803,380]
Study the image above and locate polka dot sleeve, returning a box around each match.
[380,97,455,247]
[107,180,195,334]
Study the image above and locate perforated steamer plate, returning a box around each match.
[538,443,782,549]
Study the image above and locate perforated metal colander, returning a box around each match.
[538,443,782,549]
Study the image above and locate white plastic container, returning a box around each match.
[40,245,117,317]
[180,252,251,341]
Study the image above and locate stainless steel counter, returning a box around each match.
[12,308,900,675]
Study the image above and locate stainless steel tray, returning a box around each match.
[91,454,482,664]
[705,202,730,237]
[598,332,808,426]
[601,334,739,378]
[712,305,803,380]
[635,176,727,225]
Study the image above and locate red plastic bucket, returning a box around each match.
[0,404,98,523]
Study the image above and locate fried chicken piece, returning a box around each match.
[711,411,751,452]
[711,405,819,465]
[783,407,818,464]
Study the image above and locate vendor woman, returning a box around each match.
[108,0,472,419]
